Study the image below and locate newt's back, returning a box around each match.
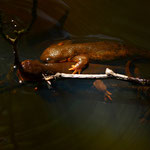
[40,40,150,63]
[69,41,132,61]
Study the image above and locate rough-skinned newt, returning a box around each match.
[20,59,124,79]
[40,40,150,74]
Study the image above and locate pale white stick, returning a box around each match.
[42,68,150,86]
[54,72,108,79]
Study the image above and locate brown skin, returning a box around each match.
[40,40,150,73]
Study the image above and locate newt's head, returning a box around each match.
[21,60,44,75]
[40,46,62,63]
[16,60,45,82]
[40,45,74,63]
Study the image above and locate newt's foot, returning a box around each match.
[69,65,82,74]
[69,54,89,74]
[93,80,112,101]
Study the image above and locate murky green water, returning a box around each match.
[0,0,150,150]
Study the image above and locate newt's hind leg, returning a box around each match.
[69,54,89,74]
[93,80,112,101]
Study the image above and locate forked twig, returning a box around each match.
[42,68,150,87]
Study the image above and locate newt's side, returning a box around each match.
[40,40,150,73]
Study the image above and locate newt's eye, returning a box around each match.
[46,57,51,61]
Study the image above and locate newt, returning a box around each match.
[21,59,124,77]
[40,40,150,74]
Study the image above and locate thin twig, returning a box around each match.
[42,68,150,86]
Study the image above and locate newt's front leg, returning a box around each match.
[69,54,89,74]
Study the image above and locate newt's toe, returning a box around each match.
[68,65,82,74]
[105,91,112,101]
[68,65,75,71]
[72,69,81,74]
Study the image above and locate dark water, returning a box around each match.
[0,0,150,150]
